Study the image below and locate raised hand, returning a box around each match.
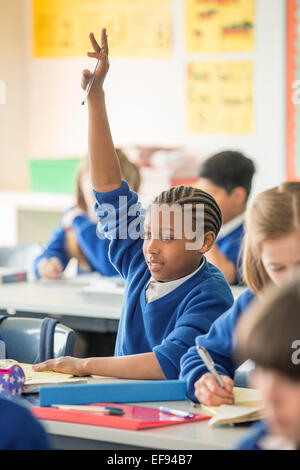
[81,28,109,98]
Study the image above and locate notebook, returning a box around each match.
[201,387,268,426]
[32,402,210,430]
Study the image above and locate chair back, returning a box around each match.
[0,316,75,363]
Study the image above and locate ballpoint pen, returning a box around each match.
[159,406,194,419]
[52,404,125,415]
[196,345,225,388]
[81,46,104,106]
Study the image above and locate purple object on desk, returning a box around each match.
[0,364,25,398]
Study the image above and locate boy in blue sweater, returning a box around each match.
[233,275,300,450]
[197,151,255,285]
[180,182,300,404]
[33,28,233,380]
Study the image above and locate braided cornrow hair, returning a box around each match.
[153,185,222,236]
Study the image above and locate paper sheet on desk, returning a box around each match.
[201,387,268,426]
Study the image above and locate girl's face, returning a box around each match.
[260,232,300,286]
[142,204,214,282]
[252,369,300,445]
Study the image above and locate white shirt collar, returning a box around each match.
[217,212,245,240]
[146,257,205,303]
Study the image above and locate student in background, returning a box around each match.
[34,149,141,280]
[0,397,50,450]
[234,274,300,450]
[180,182,300,404]
[197,151,256,284]
[33,29,234,380]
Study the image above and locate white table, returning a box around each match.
[0,274,123,333]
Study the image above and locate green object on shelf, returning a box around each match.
[28,158,81,194]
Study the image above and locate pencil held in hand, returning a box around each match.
[81,29,109,104]
[81,49,103,105]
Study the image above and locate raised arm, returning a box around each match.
[82,29,122,192]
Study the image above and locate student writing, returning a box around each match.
[34,150,140,279]
[197,151,255,285]
[233,274,300,450]
[33,29,233,380]
[180,182,300,404]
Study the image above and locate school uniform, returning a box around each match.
[216,213,245,285]
[233,421,297,450]
[33,209,118,278]
[93,180,234,379]
[0,397,50,450]
[180,288,256,400]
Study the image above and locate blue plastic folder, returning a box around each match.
[39,380,187,407]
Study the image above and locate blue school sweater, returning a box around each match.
[216,223,244,285]
[93,181,234,379]
[33,209,118,278]
[233,421,267,450]
[0,397,50,450]
[180,288,256,400]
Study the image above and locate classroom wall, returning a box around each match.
[0,0,28,190]
[1,0,286,199]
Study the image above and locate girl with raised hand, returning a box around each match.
[33,29,233,380]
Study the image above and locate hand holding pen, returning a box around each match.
[81,28,109,103]
[194,345,235,406]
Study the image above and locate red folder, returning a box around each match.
[32,402,210,430]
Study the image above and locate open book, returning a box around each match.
[201,387,269,426]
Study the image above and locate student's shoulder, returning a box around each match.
[200,259,234,291]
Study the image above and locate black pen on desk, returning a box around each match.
[196,345,225,388]
[81,47,104,106]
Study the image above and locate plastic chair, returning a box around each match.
[0,316,75,364]
[0,243,43,272]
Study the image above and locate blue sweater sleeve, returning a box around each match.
[232,421,267,450]
[0,397,50,450]
[71,214,119,277]
[93,181,146,279]
[33,219,70,278]
[179,288,256,401]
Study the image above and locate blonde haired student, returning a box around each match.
[234,274,300,450]
[34,149,141,279]
[180,182,300,404]
[33,29,233,380]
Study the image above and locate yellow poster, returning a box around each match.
[32,0,171,58]
[187,61,253,134]
[185,0,255,53]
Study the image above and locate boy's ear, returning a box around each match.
[199,231,216,254]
